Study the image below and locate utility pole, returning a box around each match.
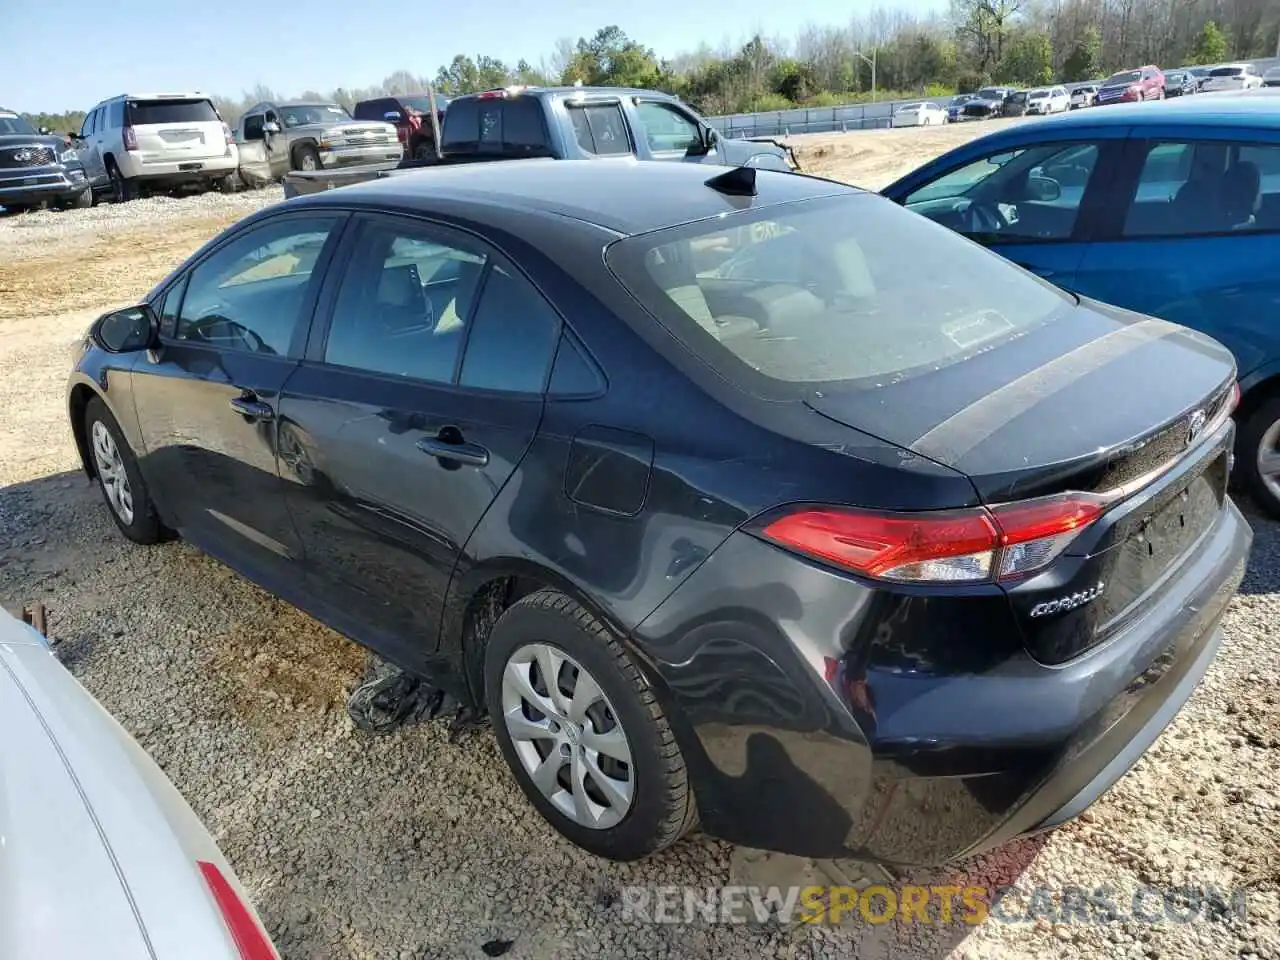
[855,49,878,102]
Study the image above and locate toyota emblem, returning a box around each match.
[1186,408,1207,446]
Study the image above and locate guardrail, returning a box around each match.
[706,57,1280,139]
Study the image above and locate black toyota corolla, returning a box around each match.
[68,159,1251,865]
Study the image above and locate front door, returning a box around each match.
[277,213,562,671]
[129,212,346,588]
[886,136,1128,290]
[631,99,717,164]
[1073,133,1280,380]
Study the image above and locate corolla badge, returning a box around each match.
[1186,408,1207,447]
[1029,581,1105,618]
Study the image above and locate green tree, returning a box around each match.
[561,26,663,88]
[995,31,1052,85]
[1189,20,1228,65]
[1061,25,1101,81]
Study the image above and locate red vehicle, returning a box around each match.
[353,93,450,161]
[1094,65,1165,105]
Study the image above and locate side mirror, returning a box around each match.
[263,120,280,135]
[383,111,403,122]
[94,305,158,353]
[1026,175,1062,202]
[38,126,51,135]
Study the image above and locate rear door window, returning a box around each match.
[606,194,1073,390]
[126,98,220,125]
[1122,141,1279,236]
[458,264,562,393]
[566,103,632,156]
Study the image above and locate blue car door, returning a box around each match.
[882,124,1132,291]
[1072,126,1280,386]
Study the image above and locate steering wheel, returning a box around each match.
[963,200,1006,235]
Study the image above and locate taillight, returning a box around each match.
[222,122,234,146]
[197,861,279,960]
[757,491,1110,585]
[123,126,138,150]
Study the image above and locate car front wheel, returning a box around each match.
[485,589,698,861]
[85,396,165,543]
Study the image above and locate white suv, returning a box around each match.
[74,93,239,202]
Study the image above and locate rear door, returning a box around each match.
[77,108,107,187]
[127,97,227,163]
[277,213,562,669]
[129,212,347,589]
[1073,128,1280,381]
[886,130,1130,287]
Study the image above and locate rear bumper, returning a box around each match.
[117,153,238,181]
[633,499,1250,865]
[0,168,90,204]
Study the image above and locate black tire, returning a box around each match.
[58,188,93,211]
[1236,395,1280,521]
[485,589,697,861]
[84,396,165,544]
[411,138,436,161]
[213,172,238,194]
[106,159,136,203]
[292,143,321,173]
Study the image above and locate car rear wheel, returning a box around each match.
[485,589,697,861]
[411,138,435,161]
[85,396,164,543]
[1239,395,1280,520]
[106,159,135,203]
[213,172,238,194]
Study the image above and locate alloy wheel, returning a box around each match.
[500,642,634,830]
[91,420,134,525]
[1257,417,1280,506]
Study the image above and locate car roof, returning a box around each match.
[292,158,860,236]
[985,89,1280,132]
[456,85,682,103]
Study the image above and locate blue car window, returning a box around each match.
[1124,141,1276,237]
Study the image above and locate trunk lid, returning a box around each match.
[804,298,1236,504]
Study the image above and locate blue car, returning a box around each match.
[882,90,1280,517]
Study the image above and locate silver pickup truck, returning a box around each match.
[235,100,402,185]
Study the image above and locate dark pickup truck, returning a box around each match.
[283,85,798,197]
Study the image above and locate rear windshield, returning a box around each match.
[1209,67,1244,77]
[975,88,1002,99]
[441,96,551,156]
[606,194,1073,390]
[1109,70,1142,83]
[126,99,219,125]
[1029,91,1048,99]
[0,111,37,136]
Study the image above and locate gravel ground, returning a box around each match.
[1,137,1277,960]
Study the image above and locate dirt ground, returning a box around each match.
[1,119,1277,960]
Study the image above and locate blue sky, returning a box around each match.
[2,0,946,112]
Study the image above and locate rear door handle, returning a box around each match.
[417,435,489,467]
[229,394,275,421]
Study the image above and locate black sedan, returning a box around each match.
[68,159,1251,865]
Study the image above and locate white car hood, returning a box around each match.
[0,617,270,959]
